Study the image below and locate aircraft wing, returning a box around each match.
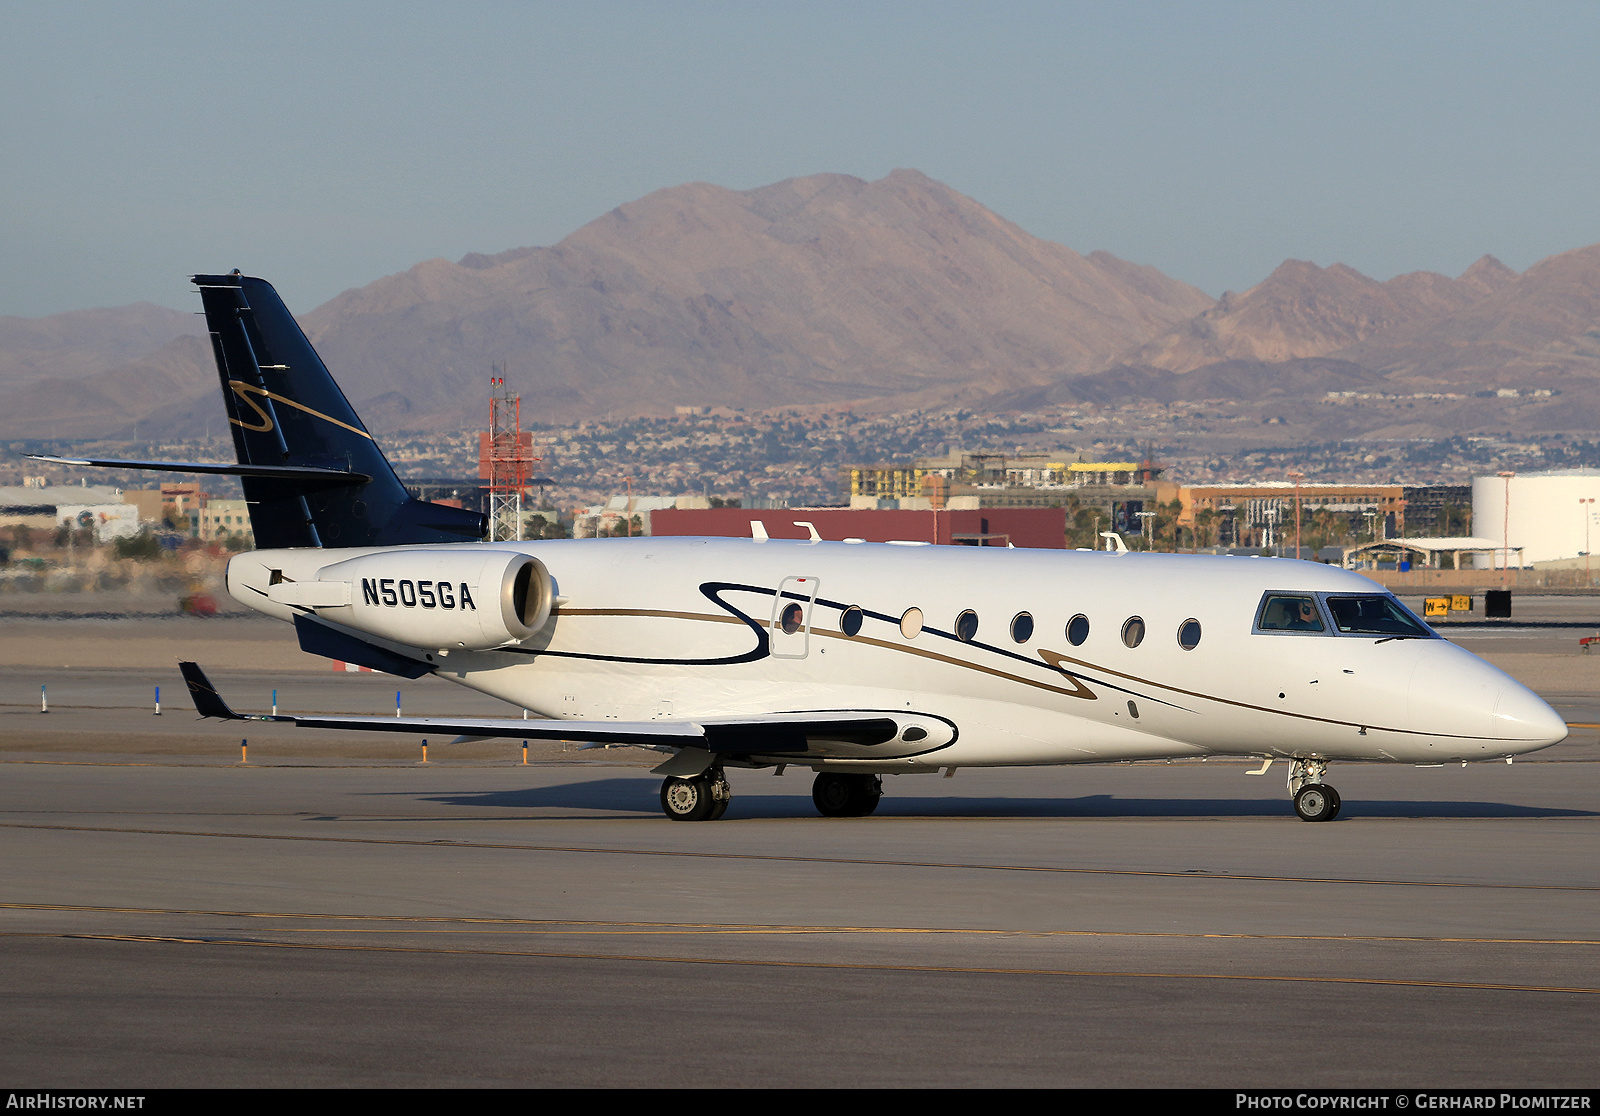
[178,661,909,754]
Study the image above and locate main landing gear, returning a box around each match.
[812,772,882,818]
[1288,757,1341,822]
[656,769,887,821]
[660,770,731,821]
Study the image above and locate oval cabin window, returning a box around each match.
[900,607,924,639]
[955,610,979,642]
[1121,616,1145,648]
[1178,618,1202,650]
[1067,614,1090,646]
[840,606,864,637]
[1010,612,1034,643]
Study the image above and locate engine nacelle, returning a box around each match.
[310,549,554,650]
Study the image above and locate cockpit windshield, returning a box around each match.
[1323,595,1433,638]
[1258,594,1325,632]
[1255,591,1437,638]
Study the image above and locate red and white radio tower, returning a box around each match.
[479,367,541,541]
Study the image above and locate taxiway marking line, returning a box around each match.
[1,821,1595,891]
[4,903,1597,944]
[255,928,1600,944]
[35,933,1600,997]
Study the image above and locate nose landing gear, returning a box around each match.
[1288,757,1341,822]
[1293,782,1341,822]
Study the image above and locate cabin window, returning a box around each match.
[840,606,864,637]
[1177,618,1202,650]
[779,602,805,635]
[955,610,979,642]
[1257,594,1325,633]
[1067,614,1089,646]
[900,607,924,639]
[1324,595,1433,638]
[1121,616,1145,648]
[1010,612,1034,643]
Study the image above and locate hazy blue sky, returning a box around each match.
[3,1,1598,316]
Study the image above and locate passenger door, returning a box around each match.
[769,576,820,659]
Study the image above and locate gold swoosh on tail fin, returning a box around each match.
[227,380,374,440]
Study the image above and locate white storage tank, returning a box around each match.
[1470,470,1600,566]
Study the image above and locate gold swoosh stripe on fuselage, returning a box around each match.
[555,608,1097,701]
[227,380,374,440]
[1038,648,1502,741]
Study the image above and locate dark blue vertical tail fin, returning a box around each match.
[192,272,485,548]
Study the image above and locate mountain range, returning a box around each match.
[4,169,1600,443]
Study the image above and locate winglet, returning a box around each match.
[178,661,242,720]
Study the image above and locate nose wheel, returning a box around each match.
[1288,758,1341,822]
[1293,783,1341,822]
[660,770,732,821]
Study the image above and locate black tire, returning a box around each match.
[1293,783,1337,822]
[1325,784,1342,820]
[813,772,854,817]
[661,775,715,821]
[813,773,882,818]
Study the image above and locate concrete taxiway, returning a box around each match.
[0,607,1596,1087]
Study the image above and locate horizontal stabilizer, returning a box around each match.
[178,662,244,720]
[28,455,369,486]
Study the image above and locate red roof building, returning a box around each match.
[649,506,1066,549]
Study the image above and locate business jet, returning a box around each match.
[36,273,1568,822]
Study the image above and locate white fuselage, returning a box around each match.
[227,538,1568,771]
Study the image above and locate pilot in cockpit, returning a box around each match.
[1287,598,1322,631]
[1260,594,1325,633]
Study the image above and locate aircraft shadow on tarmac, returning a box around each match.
[407,780,1597,820]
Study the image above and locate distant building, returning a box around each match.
[1470,470,1600,566]
[846,451,1161,535]
[121,489,165,525]
[0,483,126,532]
[651,506,1067,549]
[200,498,254,545]
[56,504,141,543]
[848,451,1162,503]
[160,482,207,537]
[1343,537,1512,572]
[1402,485,1472,536]
[1164,482,1407,549]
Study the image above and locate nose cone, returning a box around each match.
[1407,642,1505,738]
[1406,641,1567,753]
[1493,680,1569,753]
